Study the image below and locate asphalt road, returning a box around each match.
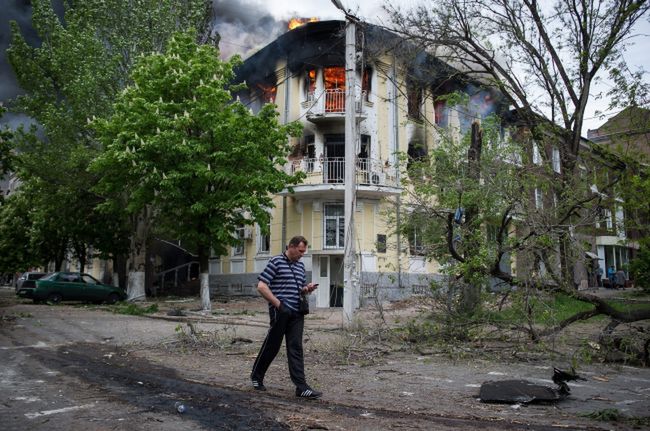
[1,287,649,430]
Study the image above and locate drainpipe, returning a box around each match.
[391,56,402,289]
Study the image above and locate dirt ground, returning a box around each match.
[1,287,649,430]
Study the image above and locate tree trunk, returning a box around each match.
[459,121,483,314]
[126,208,150,301]
[198,243,211,312]
[78,246,86,274]
[127,270,145,301]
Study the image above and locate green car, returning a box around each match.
[27,272,126,304]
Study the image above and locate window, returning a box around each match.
[552,147,561,173]
[604,209,613,230]
[535,188,543,209]
[362,67,372,101]
[532,142,542,165]
[304,69,316,100]
[376,234,387,253]
[256,82,276,104]
[257,220,270,254]
[407,79,422,120]
[233,225,245,256]
[434,99,448,127]
[408,226,425,256]
[324,204,345,248]
[615,206,625,237]
[324,67,345,112]
[305,135,315,172]
[233,242,244,256]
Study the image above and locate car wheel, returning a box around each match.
[106,293,120,304]
[48,293,62,304]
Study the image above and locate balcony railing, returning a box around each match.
[306,90,367,115]
[288,157,398,188]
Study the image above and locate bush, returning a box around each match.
[629,238,650,292]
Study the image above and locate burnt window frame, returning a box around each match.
[407,79,423,121]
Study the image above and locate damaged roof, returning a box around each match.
[234,20,470,92]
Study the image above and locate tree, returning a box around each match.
[0,106,14,179]
[0,193,40,274]
[6,0,209,281]
[91,31,303,310]
[386,0,650,335]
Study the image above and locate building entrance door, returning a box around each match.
[324,136,345,183]
[315,255,329,308]
[329,255,344,307]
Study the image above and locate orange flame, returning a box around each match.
[257,83,277,103]
[288,17,319,30]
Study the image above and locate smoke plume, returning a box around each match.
[210,0,289,59]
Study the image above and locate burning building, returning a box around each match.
[209,20,505,306]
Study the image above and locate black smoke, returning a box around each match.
[1,0,64,129]
[210,0,290,59]
[0,0,291,127]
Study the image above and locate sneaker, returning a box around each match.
[296,387,322,399]
[251,379,266,391]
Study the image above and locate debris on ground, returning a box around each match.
[479,367,585,404]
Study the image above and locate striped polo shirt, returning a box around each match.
[258,253,305,312]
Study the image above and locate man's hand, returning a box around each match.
[303,282,319,294]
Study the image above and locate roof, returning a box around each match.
[587,106,650,157]
[234,20,483,93]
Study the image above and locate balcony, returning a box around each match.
[282,157,401,199]
[303,90,368,124]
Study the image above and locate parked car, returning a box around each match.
[15,271,47,294]
[25,272,126,304]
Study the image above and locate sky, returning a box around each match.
[1,0,648,133]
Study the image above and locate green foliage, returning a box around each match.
[110,302,159,315]
[3,0,209,269]
[484,292,598,326]
[0,106,14,177]
[581,408,622,422]
[0,193,39,273]
[91,30,303,266]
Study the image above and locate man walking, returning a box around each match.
[251,235,321,399]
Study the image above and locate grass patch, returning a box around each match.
[484,293,603,326]
[110,302,159,316]
[580,408,650,427]
[607,299,650,313]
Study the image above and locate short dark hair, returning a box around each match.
[288,235,308,247]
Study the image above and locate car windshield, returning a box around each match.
[40,273,58,281]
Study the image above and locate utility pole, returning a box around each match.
[343,17,359,324]
[331,0,360,325]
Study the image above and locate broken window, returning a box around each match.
[304,69,316,101]
[434,99,448,127]
[324,67,345,112]
[362,67,372,101]
[256,82,277,104]
[407,79,423,120]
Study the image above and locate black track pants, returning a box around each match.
[251,306,307,390]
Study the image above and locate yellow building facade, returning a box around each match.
[210,20,479,307]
